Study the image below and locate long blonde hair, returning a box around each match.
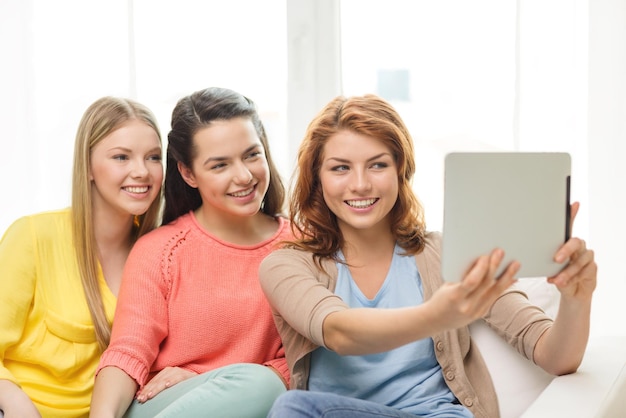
[71,96,163,351]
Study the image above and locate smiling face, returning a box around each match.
[319,129,399,236]
[179,117,270,222]
[89,119,163,219]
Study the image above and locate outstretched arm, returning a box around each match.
[323,248,519,355]
[533,202,597,375]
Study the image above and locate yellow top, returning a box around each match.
[0,208,116,418]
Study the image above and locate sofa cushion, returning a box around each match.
[470,279,560,418]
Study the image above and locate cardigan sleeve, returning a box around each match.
[421,230,552,363]
[259,249,348,348]
[483,289,553,363]
[96,230,173,386]
[0,217,37,383]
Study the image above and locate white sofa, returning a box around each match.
[471,281,626,418]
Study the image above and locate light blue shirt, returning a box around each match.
[308,244,472,417]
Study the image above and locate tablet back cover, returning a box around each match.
[441,152,571,282]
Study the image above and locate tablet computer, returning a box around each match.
[441,152,571,282]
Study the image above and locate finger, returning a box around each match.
[470,249,505,294]
[462,255,516,319]
[496,260,520,288]
[147,383,170,400]
[462,255,491,290]
[554,237,585,264]
[477,259,519,302]
[487,248,504,281]
[140,383,168,402]
[552,248,595,285]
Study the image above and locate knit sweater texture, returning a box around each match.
[97,212,291,387]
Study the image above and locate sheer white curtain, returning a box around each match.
[0,0,132,235]
[0,0,287,236]
[1,0,624,336]
[295,0,624,337]
[339,0,589,235]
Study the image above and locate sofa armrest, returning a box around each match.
[522,336,626,417]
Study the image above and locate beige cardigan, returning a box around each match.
[259,232,553,418]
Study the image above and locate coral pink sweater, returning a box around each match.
[97,212,291,387]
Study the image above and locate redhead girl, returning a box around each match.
[259,94,596,418]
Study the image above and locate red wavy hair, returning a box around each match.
[288,94,426,262]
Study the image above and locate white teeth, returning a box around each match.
[124,186,149,193]
[346,198,376,208]
[230,187,253,197]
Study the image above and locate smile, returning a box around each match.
[229,186,254,197]
[123,186,150,194]
[345,198,378,208]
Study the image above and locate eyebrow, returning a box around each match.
[202,144,262,166]
[108,146,161,154]
[324,152,392,163]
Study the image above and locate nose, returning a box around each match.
[234,162,253,185]
[130,158,149,178]
[349,168,371,193]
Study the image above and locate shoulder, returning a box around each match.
[22,208,70,226]
[414,231,444,296]
[261,247,316,269]
[1,208,71,242]
[131,213,195,258]
[260,248,335,280]
[421,231,442,258]
[274,216,295,241]
[425,230,442,246]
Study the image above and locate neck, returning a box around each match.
[340,226,396,263]
[194,207,277,245]
[92,207,133,253]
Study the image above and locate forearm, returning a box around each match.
[533,296,592,375]
[0,379,41,418]
[89,366,138,418]
[323,305,439,355]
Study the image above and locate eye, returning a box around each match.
[371,161,389,169]
[246,150,263,160]
[112,154,129,161]
[147,154,162,162]
[210,162,227,170]
[331,164,349,172]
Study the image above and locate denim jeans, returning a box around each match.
[267,390,420,418]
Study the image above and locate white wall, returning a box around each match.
[587,0,626,337]
[0,0,288,236]
[0,0,132,234]
[1,0,624,337]
[287,0,626,337]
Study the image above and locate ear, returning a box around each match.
[178,161,198,188]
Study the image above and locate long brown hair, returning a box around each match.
[71,96,163,351]
[288,94,426,262]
